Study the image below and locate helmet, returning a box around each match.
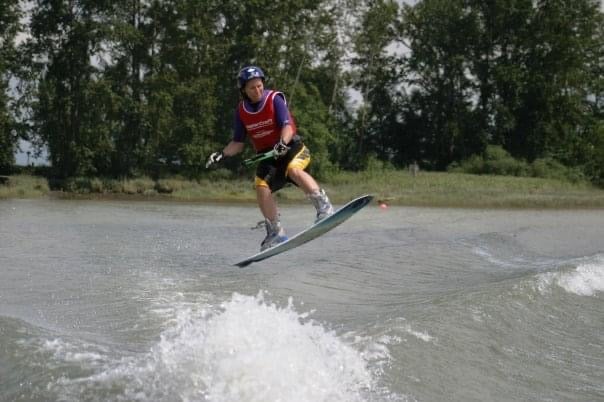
[237,66,265,89]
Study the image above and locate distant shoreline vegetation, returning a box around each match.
[2,161,604,209]
[2,2,603,191]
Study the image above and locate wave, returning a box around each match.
[536,255,604,296]
[468,232,603,298]
[42,292,391,402]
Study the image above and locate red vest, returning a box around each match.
[238,90,297,152]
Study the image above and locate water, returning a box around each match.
[1,199,603,402]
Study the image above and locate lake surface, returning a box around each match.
[1,198,603,401]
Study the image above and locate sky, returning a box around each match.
[15,140,48,166]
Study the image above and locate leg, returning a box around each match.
[287,168,334,222]
[256,184,278,221]
[286,168,320,194]
[285,145,334,222]
[255,182,287,250]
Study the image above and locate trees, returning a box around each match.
[468,0,604,186]
[511,0,603,165]
[396,0,603,181]
[400,0,484,169]
[349,0,401,169]
[7,0,604,185]
[0,0,21,170]
[25,1,113,177]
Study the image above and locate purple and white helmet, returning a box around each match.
[237,66,265,89]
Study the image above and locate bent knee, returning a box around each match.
[286,167,306,181]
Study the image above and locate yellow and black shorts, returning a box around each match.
[255,141,311,192]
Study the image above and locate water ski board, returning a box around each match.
[235,194,373,268]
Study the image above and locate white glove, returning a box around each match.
[205,151,224,168]
[273,139,290,158]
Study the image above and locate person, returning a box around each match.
[206,65,334,251]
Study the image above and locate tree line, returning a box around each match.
[1,0,603,185]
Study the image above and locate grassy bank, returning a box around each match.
[2,170,604,209]
[0,175,50,199]
[329,170,604,208]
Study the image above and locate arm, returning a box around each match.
[273,94,294,144]
[279,124,294,145]
[205,140,245,168]
[272,124,294,158]
[272,93,295,158]
[206,108,247,168]
[223,140,245,157]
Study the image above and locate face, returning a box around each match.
[244,78,264,103]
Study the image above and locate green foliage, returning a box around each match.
[449,145,587,182]
[155,178,186,194]
[364,153,395,172]
[350,0,404,169]
[0,89,14,170]
[62,176,157,195]
[3,0,603,188]
[400,0,487,169]
[0,0,20,170]
[288,81,335,178]
[582,121,604,186]
[448,146,529,176]
[398,0,604,182]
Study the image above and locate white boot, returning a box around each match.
[260,218,288,251]
[309,189,334,223]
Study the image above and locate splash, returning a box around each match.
[51,292,378,402]
[402,325,435,343]
[537,256,604,297]
[151,292,374,401]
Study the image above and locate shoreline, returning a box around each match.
[2,171,604,209]
[44,190,604,210]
